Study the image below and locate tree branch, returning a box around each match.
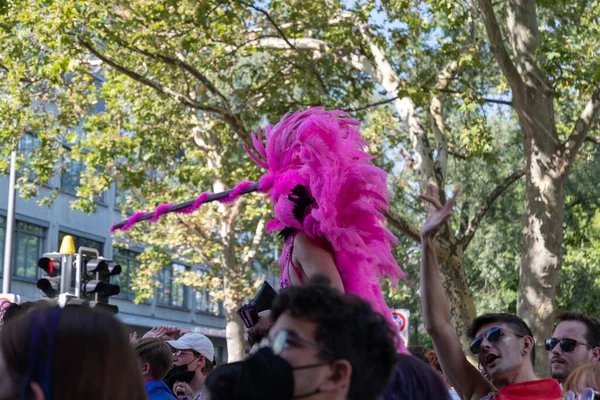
[79,39,250,143]
[586,135,600,145]
[447,143,468,160]
[478,0,524,93]
[240,213,267,273]
[564,87,600,168]
[243,2,329,94]
[384,211,421,244]
[438,89,513,106]
[431,60,459,190]
[458,168,525,248]
[343,96,398,112]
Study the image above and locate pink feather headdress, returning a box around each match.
[245,107,407,348]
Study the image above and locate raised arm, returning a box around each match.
[420,187,495,400]
[293,231,345,292]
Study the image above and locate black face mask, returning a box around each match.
[233,347,330,400]
[164,364,196,391]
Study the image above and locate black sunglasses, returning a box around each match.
[470,327,524,354]
[545,338,593,353]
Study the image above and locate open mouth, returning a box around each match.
[484,354,500,366]
[176,388,186,397]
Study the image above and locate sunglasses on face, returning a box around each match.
[470,327,524,355]
[545,338,593,352]
[563,388,600,400]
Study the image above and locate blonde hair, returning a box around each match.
[564,363,600,392]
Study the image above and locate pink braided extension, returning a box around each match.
[110,181,257,232]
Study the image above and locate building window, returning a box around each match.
[60,156,85,196]
[18,134,42,182]
[157,264,188,308]
[60,154,105,203]
[194,271,220,315]
[13,221,46,280]
[112,248,140,300]
[58,232,104,255]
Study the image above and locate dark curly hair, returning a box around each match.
[271,275,398,400]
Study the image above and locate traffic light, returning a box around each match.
[81,257,122,303]
[36,256,62,299]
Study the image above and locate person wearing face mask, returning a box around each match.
[419,186,561,400]
[547,312,600,384]
[164,333,217,400]
[235,275,397,400]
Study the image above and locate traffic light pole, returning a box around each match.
[60,254,73,294]
[2,151,17,294]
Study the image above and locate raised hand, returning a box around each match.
[129,331,138,344]
[178,327,193,335]
[419,184,458,240]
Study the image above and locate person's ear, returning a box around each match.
[591,347,600,362]
[195,355,206,370]
[522,336,534,356]
[30,382,45,400]
[142,362,151,376]
[318,360,352,393]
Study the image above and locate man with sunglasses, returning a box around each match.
[547,312,600,383]
[265,275,398,400]
[419,187,540,400]
[166,332,217,400]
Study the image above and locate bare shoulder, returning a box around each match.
[293,231,329,251]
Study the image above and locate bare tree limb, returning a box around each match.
[399,147,415,172]
[439,89,513,106]
[343,96,398,112]
[586,135,600,145]
[459,168,526,248]
[242,2,329,93]
[384,211,421,244]
[448,143,468,160]
[240,213,267,273]
[564,87,600,168]
[431,60,459,191]
[79,39,250,143]
[478,0,524,93]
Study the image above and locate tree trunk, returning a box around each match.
[515,90,565,377]
[223,277,246,362]
[438,243,478,360]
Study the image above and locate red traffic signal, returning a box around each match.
[38,257,60,277]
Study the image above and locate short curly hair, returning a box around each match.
[271,276,398,400]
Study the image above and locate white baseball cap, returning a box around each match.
[167,333,215,362]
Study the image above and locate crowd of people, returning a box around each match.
[0,271,599,399]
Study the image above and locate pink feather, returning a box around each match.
[245,107,408,352]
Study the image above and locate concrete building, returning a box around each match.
[0,142,228,361]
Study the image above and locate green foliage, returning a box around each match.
[2,0,600,349]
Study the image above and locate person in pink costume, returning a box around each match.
[245,107,407,352]
[112,107,407,351]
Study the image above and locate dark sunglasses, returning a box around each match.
[470,327,524,354]
[545,337,593,353]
